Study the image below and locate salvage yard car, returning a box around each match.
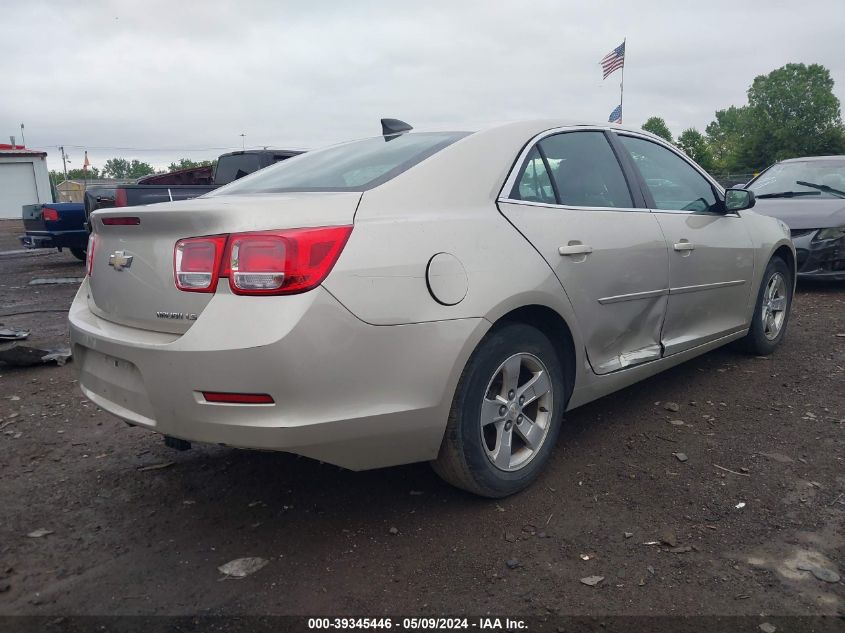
[745,155,845,281]
[69,120,796,497]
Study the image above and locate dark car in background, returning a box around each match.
[746,156,845,280]
[20,202,89,260]
[85,149,302,219]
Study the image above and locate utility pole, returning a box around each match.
[59,146,68,180]
[20,123,25,147]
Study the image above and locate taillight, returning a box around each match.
[173,226,352,296]
[42,207,60,222]
[86,234,96,276]
[114,188,128,207]
[174,235,227,292]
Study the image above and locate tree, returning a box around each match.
[50,167,101,182]
[705,105,754,173]
[642,117,673,143]
[676,128,714,172]
[743,63,845,167]
[168,158,214,172]
[101,158,156,179]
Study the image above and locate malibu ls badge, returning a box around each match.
[108,250,134,271]
[156,311,198,321]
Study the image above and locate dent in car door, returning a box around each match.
[616,134,755,355]
[498,130,670,375]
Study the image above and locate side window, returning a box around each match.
[619,136,719,213]
[539,132,633,208]
[510,148,555,204]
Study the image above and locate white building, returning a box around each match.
[0,145,52,219]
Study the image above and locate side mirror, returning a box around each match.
[724,188,756,212]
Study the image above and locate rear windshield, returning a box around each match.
[207,132,469,195]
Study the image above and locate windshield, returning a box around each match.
[748,160,845,199]
[208,132,470,195]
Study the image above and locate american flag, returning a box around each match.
[608,104,622,124]
[600,41,625,79]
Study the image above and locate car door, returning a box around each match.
[614,133,755,356]
[498,129,670,375]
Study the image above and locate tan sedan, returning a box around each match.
[70,120,795,497]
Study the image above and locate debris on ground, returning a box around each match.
[624,532,634,539]
[796,562,841,583]
[664,402,680,412]
[505,559,520,570]
[735,502,746,509]
[388,526,399,535]
[669,419,685,426]
[660,532,678,547]
[673,452,688,462]
[26,529,53,538]
[669,546,693,553]
[217,557,269,579]
[713,464,750,477]
[580,575,604,586]
[759,623,776,633]
[0,327,29,341]
[137,462,175,472]
[0,343,72,367]
[28,277,85,286]
[760,452,793,463]
[504,532,517,543]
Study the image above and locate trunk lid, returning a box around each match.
[87,192,361,333]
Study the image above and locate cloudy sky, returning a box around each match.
[2,0,844,172]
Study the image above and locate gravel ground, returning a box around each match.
[0,219,842,619]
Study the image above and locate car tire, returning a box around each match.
[70,247,87,262]
[740,257,793,355]
[432,323,568,498]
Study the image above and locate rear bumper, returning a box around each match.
[68,280,486,470]
[19,230,88,250]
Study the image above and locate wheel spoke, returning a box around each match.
[492,424,513,469]
[481,396,507,427]
[514,415,543,450]
[501,355,522,396]
[517,371,551,407]
[770,296,787,312]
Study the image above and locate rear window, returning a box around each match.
[214,154,263,185]
[208,132,469,195]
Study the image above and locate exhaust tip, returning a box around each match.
[164,435,192,451]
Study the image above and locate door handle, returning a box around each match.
[673,241,695,252]
[559,244,593,256]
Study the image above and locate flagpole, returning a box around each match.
[620,37,626,123]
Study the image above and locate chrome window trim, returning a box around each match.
[496,198,649,214]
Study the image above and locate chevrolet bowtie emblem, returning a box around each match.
[108,250,134,271]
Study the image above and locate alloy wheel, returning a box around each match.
[761,272,787,340]
[480,353,553,472]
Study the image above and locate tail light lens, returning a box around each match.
[173,226,352,296]
[86,234,96,276]
[42,207,59,222]
[114,188,128,207]
[174,235,227,292]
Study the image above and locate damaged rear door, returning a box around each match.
[497,129,669,374]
